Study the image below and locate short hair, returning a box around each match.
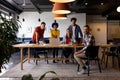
[41,22,46,25]
[84,25,90,30]
[52,22,59,28]
[71,17,77,22]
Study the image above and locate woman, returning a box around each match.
[62,29,73,63]
[50,22,60,63]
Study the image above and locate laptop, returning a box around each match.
[49,38,60,45]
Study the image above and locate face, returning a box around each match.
[71,20,76,26]
[40,24,46,29]
[83,27,89,34]
[66,29,70,34]
[53,25,58,30]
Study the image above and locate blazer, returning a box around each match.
[68,24,83,43]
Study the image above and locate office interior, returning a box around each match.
[0,0,120,80]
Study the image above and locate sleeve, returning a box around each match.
[78,25,83,38]
[50,30,53,38]
[57,30,60,38]
[81,35,92,51]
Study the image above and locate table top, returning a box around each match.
[13,43,83,48]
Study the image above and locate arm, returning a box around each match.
[35,32,39,44]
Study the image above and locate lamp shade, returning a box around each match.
[52,3,71,14]
[54,14,67,20]
[117,6,120,12]
[50,0,75,3]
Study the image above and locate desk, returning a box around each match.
[13,43,83,70]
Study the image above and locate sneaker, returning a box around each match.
[77,69,86,74]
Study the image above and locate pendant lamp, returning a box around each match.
[50,0,75,3]
[52,3,71,14]
[117,6,120,12]
[54,14,67,20]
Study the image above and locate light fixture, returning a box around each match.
[54,14,67,20]
[117,6,120,12]
[50,0,75,3]
[52,3,71,14]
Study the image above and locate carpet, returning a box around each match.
[0,60,120,79]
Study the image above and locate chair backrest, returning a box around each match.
[85,46,99,58]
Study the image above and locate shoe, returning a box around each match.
[53,60,56,63]
[77,69,85,75]
[65,60,69,63]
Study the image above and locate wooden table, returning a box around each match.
[13,43,83,70]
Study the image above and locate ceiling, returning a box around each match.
[0,0,120,20]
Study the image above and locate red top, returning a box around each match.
[66,38,71,44]
[32,26,44,42]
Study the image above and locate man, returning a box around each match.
[32,22,46,44]
[68,17,83,44]
[74,25,95,74]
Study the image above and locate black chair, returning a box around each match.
[29,40,49,65]
[77,46,102,76]
[103,45,120,69]
[35,48,49,65]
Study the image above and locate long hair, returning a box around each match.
[66,29,72,39]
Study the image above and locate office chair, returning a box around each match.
[77,46,102,76]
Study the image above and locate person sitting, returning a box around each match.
[61,29,73,63]
[74,25,95,74]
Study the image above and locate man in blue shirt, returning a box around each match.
[68,17,83,44]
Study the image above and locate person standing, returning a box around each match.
[50,22,60,63]
[68,17,83,44]
[31,22,46,44]
[31,22,46,59]
[74,25,95,74]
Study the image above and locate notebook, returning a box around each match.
[49,38,60,45]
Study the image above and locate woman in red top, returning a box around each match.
[61,29,73,63]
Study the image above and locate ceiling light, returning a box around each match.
[117,6,120,12]
[52,3,71,14]
[50,0,75,3]
[101,3,104,5]
[54,14,67,20]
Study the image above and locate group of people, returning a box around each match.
[31,17,95,74]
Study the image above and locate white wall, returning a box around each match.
[17,12,86,38]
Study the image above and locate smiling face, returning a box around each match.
[40,23,46,30]
[71,20,76,26]
[83,26,90,34]
[53,25,58,30]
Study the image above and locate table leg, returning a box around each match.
[28,48,30,63]
[20,48,23,70]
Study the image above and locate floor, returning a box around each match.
[0,49,120,80]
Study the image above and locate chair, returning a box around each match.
[35,48,49,65]
[77,46,102,76]
[104,45,120,69]
[29,40,49,65]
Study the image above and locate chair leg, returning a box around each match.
[106,55,108,68]
[112,56,115,68]
[97,59,102,73]
[101,53,104,65]
[77,64,80,72]
[87,59,90,76]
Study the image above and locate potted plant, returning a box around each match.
[22,71,60,80]
[0,14,20,72]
